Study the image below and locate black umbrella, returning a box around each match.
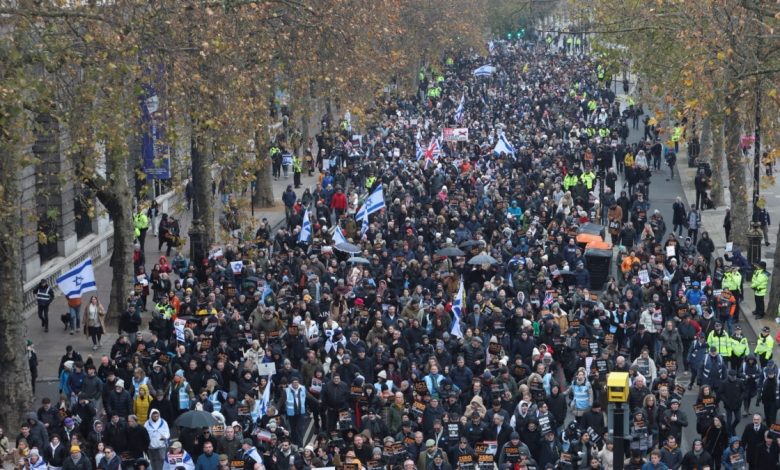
[435,246,466,257]
[175,410,219,428]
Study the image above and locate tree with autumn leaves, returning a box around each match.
[0,0,492,428]
[572,0,780,310]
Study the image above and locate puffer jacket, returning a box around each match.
[133,384,154,424]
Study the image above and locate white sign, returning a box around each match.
[666,246,675,258]
[257,362,276,377]
[638,269,650,285]
[443,127,469,142]
[230,261,243,274]
[725,242,733,253]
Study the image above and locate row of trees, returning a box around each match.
[0,0,510,428]
[570,0,780,309]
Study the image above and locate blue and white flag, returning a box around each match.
[333,225,348,245]
[455,94,465,123]
[493,133,516,157]
[258,378,272,419]
[174,319,186,343]
[356,204,369,236]
[473,65,496,77]
[298,208,312,243]
[56,258,97,298]
[450,278,465,339]
[416,140,424,161]
[364,184,385,216]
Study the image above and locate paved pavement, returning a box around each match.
[612,84,771,448]
[27,169,323,387]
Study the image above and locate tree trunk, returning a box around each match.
[709,117,725,207]
[700,117,712,158]
[723,95,749,250]
[0,136,33,429]
[299,107,311,157]
[95,146,133,324]
[191,129,214,243]
[253,129,275,208]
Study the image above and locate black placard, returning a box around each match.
[504,446,521,462]
[448,423,460,440]
[411,401,426,417]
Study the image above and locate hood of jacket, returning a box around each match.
[147,408,161,423]
[25,412,42,426]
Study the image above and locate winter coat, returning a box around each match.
[134,384,154,424]
[687,211,701,230]
[62,455,93,470]
[681,450,713,470]
[106,389,133,418]
[672,202,686,226]
[23,412,48,450]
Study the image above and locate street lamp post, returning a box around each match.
[747,79,763,265]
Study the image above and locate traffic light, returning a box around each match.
[507,32,513,40]
[518,28,526,38]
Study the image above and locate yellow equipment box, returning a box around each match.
[607,372,630,403]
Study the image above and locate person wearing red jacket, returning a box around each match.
[330,186,348,219]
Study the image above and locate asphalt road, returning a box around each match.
[611,108,761,451]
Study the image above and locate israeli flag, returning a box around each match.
[258,378,272,419]
[364,184,386,216]
[416,141,424,161]
[56,258,97,298]
[493,133,516,157]
[450,278,465,339]
[174,319,186,343]
[473,65,496,77]
[298,208,312,243]
[333,225,348,245]
[356,204,369,236]
[455,94,465,123]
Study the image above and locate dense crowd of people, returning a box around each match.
[6,33,777,470]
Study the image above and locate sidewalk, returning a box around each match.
[26,170,322,381]
[678,145,779,356]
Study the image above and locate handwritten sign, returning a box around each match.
[638,269,650,285]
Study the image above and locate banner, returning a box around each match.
[443,127,469,142]
[140,85,171,180]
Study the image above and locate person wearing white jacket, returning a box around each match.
[144,409,170,470]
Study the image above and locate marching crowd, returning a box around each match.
[7,34,778,470]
